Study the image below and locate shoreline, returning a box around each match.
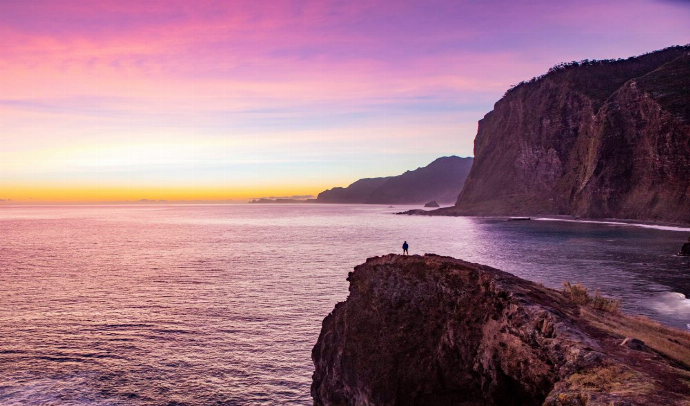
[3,203,690,231]
[399,208,690,231]
[532,216,690,233]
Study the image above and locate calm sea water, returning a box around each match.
[1,204,689,405]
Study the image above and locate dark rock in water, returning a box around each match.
[448,46,690,224]
[396,209,427,215]
[424,200,439,208]
[316,156,473,205]
[679,239,690,256]
[507,217,531,221]
[312,254,690,406]
[680,244,690,256]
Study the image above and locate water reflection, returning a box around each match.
[0,204,688,405]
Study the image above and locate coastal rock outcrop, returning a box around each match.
[317,156,473,205]
[449,46,690,223]
[312,254,690,406]
[424,200,440,208]
[679,237,690,256]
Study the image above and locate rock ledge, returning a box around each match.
[312,254,690,406]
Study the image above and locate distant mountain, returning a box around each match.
[446,46,690,223]
[316,177,391,204]
[316,156,474,205]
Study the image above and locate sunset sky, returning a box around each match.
[1,0,688,203]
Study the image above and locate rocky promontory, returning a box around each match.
[448,46,690,223]
[312,254,690,406]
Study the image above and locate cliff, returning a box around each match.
[450,46,690,223]
[312,254,690,406]
[316,156,473,205]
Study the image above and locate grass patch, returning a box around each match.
[563,282,690,369]
[552,391,589,406]
[582,307,690,370]
[562,282,621,313]
[567,364,653,396]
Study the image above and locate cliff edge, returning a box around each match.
[312,255,690,406]
[450,46,690,223]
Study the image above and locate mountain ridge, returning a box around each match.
[316,156,473,205]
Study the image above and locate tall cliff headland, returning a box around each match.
[317,156,473,205]
[312,255,690,406]
[450,46,690,223]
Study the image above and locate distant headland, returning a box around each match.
[315,156,473,205]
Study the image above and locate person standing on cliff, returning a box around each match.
[402,241,409,255]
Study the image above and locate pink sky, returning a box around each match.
[1,0,688,202]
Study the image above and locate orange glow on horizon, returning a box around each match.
[0,183,336,204]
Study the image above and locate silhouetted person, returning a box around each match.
[679,237,690,256]
[402,241,409,255]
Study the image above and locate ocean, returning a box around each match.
[1,204,688,405]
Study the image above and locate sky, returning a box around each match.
[0,0,688,203]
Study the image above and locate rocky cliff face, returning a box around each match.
[312,255,690,406]
[317,156,473,205]
[452,46,690,223]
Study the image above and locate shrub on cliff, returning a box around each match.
[563,282,621,313]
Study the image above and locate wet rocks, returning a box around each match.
[396,209,427,215]
[678,238,690,256]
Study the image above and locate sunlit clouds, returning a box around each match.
[1,0,688,202]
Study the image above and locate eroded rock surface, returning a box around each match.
[312,254,690,406]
